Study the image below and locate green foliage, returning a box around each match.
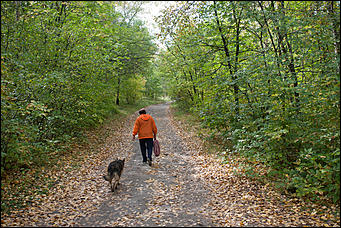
[1,1,159,175]
[157,1,340,204]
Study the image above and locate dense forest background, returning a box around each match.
[156,1,340,204]
[1,0,340,206]
[1,1,161,170]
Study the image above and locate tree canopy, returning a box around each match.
[156,1,340,203]
[1,1,159,172]
[1,1,340,205]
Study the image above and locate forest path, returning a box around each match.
[74,102,215,226]
[2,103,339,227]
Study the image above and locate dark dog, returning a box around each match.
[103,158,125,192]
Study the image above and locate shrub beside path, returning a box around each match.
[1,103,339,227]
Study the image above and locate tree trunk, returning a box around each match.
[116,77,121,105]
[213,1,239,115]
[328,1,340,73]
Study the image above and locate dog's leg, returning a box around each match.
[113,181,118,190]
[112,173,120,191]
[110,180,115,192]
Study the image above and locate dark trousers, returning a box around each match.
[139,138,153,162]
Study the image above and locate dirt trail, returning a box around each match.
[3,103,339,227]
[74,102,215,226]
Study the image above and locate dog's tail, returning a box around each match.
[103,175,110,181]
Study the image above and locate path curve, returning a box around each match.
[75,102,215,226]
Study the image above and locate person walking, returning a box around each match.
[132,108,157,166]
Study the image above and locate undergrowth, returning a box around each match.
[169,102,340,217]
[1,98,164,215]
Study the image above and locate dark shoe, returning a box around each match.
[147,158,152,166]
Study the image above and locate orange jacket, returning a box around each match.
[133,114,157,139]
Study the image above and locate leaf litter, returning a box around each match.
[1,114,136,227]
[1,103,340,227]
[169,106,340,227]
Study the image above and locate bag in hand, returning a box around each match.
[153,139,160,157]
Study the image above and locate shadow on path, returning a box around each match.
[75,103,215,227]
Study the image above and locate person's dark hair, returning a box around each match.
[139,109,146,115]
